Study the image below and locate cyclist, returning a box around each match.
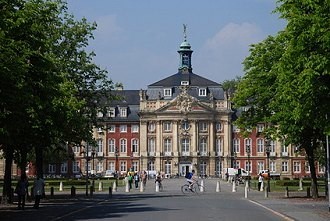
[185,170,197,189]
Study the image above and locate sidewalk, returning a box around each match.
[220,179,330,221]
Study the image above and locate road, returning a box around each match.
[1,178,293,221]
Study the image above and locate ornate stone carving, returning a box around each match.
[176,86,193,114]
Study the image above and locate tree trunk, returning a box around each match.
[306,146,319,198]
[2,147,13,204]
[35,145,44,178]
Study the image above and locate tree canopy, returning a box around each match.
[0,0,115,201]
[232,0,330,198]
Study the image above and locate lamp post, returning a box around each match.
[246,144,251,189]
[80,146,89,196]
[91,147,96,192]
[265,140,271,193]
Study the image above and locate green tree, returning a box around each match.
[0,0,115,202]
[233,0,329,198]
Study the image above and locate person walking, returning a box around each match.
[15,173,29,210]
[258,173,264,191]
[134,172,140,189]
[33,176,45,209]
[141,170,147,188]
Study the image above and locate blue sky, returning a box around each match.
[66,0,286,90]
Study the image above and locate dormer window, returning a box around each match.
[120,107,127,117]
[107,108,115,118]
[199,88,207,96]
[181,81,189,86]
[164,88,172,97]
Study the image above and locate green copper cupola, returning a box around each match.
[178,24,193,72]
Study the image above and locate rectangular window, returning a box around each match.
[97,139,103,155]
[233,138,240,153]
[61,162,67,173]
[132,124,139,133]
[270,161,276,173]
[148,161,155,171]
[244,138,252,154]
[164,88,172,96]
[120,161,127,172]
[96,162,103,172]
[120,125,127,133]
[163,121,172,132]
[216,122,222,132]
[181,138,190,154]
[199,122,208,132]
[199,88,207,96]
[281,161,288,172]
[120,139,127,152]
[72,145,80,153]
[199,138,207,156]
[165,161,172,175]
[257,124,264,132]
[216,138,222,154]
[281,144,289,156]
[48,164,56,173]
[233,161,240,169]
[132,139,139,152]
[305,161,310,173]
[245,161,251,172]
[120,108,127,117]
[108,162,115,171]
[107,108,115,117]
[108,124,115,133]
[108,139,115,153]
[164,138,172,154]
[181,81,189,85]
[293,161,300,173]
[132,161,138,171]
[72,161,80,173]
[257,161,264,172]
[148,138,155,155]
[257,139,264,153]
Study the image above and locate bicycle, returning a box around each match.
[181,180,205,195]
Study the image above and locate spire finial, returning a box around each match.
[183,24,187,41]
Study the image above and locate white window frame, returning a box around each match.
[48,164,56,173]
[61,162,67,173]
[233,138,240,153]
[107,107,115,118]
[120,125,127,133]
[120,139,127,153]
[108,124,115,133]
[257,124,264,132]
[257,139,264,153]
[181,81,189,85]
[199,88,207,96]
[293,161,301,173]
[164,88,172,97]
[281,161,288,172]
[132,139,139,153]
[108,162,115,171]
[164,138,172,153]
[120,107,127,117]
[163,121,172,132]
[132,124,139,133]
[216,122,222,132]
[148,122,155,132]
[108,139,115,153]
[199,122,208,132]
[72,161,80,173]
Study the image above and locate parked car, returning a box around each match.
[104,170,115,178]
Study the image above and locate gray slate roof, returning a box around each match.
[149,72,220,87]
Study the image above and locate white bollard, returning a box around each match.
[245,181,248,198]
[216,181,220,192]
[232,179,236,192]
[112,181,117,192]
[140,181,144,192]
[59,181,63,191]
[155,181,159,192]
[298,178,303,191]
[125,177,130,192]
[260,181,264,192]
[200,180,204,192]
[99,181,103,191]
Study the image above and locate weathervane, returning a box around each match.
[183,24,187,41]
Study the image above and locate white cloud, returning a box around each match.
[205,22,263,50]
[193,22,264,82]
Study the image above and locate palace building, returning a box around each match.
[1,30,324,180]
